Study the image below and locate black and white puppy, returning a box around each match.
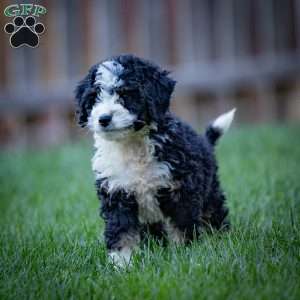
[75,54,235,267]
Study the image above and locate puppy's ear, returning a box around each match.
[75,65,98,127]
[144,70,176,123]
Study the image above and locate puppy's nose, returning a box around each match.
[98,114,112,127]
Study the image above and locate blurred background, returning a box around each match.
[0,0,300,148]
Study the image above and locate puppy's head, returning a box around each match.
[75,54,176,139]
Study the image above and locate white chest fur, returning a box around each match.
[92,132,173,223]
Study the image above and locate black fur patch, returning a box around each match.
[150,113,229,239]
[75,65,98,127]
[115,54,176,124]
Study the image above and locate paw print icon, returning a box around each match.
[4,16,45,48]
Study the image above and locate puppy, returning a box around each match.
[75,54,235,267]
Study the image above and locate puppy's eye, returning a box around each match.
[116,88,126,97]
[95,86,102,93]
[117,98,124,105]
[117,88,139,98]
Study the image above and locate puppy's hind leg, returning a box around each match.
[164,219,186,244]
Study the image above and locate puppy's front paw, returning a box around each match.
[109,247,132,268]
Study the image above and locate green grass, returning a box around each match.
[0,126,300,300]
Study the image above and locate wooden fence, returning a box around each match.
[0,0,300,147]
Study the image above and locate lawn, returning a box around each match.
[0,126,300,300]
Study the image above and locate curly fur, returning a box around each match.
[75,54,235,267]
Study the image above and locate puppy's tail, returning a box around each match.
[205,108,236,146]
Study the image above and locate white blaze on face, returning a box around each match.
[95,61,123,88]
[88,60,136,135]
